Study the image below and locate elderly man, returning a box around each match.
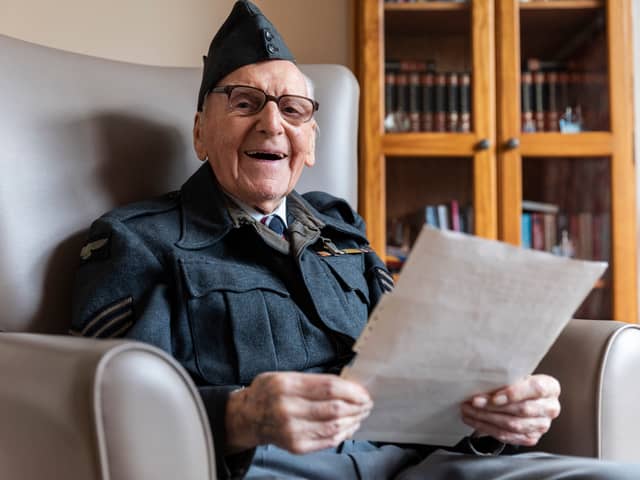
[71,1,639,479]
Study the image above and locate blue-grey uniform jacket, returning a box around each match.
[71,163,395,478]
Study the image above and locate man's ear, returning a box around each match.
[304,122,317,167]
[192,112,207,161]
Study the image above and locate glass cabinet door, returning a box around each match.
[360,0,497,264]
[496,0,636,322]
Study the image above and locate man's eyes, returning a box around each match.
[231,95,262,110]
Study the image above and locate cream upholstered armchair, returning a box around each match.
[1,34,640,480]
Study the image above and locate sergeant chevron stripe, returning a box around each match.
[79,296,134,338]
[375,267,395,293]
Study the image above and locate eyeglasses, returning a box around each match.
[208,84,319,125]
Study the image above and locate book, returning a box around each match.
[533,71,546,132]
[437,204,449,230]
[521,213,532,248]
[384,71,397,132]
[420,72,434,132]
[434,73,447,132]
[449,200,461,232]
[521,72,535,132]
[531,213,545,250]
[545,72,559,132]
[459,72,471,133]
[425,205,439,228]
[446,72,459,132]
[408,72,421,132]
[543,213,556,253]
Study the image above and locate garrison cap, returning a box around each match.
[197,0,296,111]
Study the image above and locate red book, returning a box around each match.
[531,213,545,250]
[450,200,461,232]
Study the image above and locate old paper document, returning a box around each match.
[341,226,607,445]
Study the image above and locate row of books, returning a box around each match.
[521,69,608,133]
[385,68,472,133]
[521,200,610,262]
[386,200,473,272]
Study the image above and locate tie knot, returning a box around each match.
[261,215,286,236]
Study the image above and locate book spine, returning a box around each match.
[521,213,532,248]
[459,72,471,133]
[450,200,461,232]
[408,72,421,132]
[531,213,544,250]
[396,73,409,132]
[543,213,556,252]
[385,71,396,123]
[437,204,449,230]
[446,72,459,132]
[425,205,438,228]
[420,72,434,132]
[546,71,559,132]
[521,72,535,132]
[434,73,447,132]
[533,71,546,132]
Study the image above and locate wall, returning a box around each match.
[0,0,353,68]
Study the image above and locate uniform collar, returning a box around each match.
[175,162,367,249]
[175,163,234,249]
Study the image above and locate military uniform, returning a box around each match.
[72,163,640,480]
[71,162,397,478]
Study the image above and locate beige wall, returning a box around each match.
[0,0,353,68]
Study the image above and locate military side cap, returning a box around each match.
[197,0,296,111]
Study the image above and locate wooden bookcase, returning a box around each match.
[356,0,637,323]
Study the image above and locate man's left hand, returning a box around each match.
[461,374,561,447]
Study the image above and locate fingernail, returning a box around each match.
[493,394,508,406]
[472,396,487,408]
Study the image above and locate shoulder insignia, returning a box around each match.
[80,234,111,262]
[70,296,134,338]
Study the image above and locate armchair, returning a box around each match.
[1,33,639,480]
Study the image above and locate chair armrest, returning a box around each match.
[0,333,216,480]
[533,319,640,461]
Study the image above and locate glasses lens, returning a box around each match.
[279,96,314,123]
[228,87,265,114]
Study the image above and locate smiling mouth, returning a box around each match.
[245,150,288,160]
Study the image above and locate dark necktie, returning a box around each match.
[261,215,286,237]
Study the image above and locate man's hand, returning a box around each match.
[461,374,561,447]
[225,372,373,454]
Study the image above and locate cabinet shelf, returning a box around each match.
[519,0,603,11]
[519,132,613,157]
[384,2,469,13]
[383,133,477,157]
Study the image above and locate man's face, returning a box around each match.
[193,60,316,213]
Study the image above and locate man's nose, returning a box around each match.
[256,100,285,135]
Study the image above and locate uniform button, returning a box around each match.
[267,44,276,54]
[264,30,273,40]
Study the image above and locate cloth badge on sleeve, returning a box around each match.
[70,296,134,338]
[80,234,111,263]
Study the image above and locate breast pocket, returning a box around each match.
[315,253,370,339]
[180,260,299,385]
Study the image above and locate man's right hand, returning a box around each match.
[225,372,373,454]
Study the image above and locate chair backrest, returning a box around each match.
[0,34,359,334]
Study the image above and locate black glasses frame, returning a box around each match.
[208,84,319,123]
